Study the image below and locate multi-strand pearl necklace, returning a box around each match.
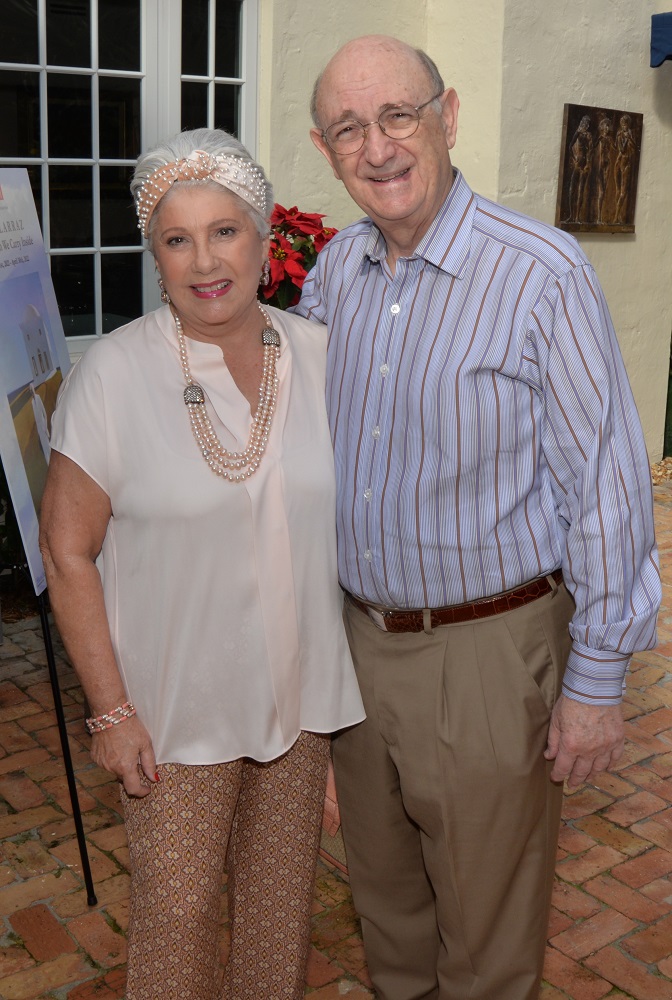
[174,304,281,482]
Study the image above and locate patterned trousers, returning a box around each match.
[122,731,330,1000]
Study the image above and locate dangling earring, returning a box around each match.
[259,260,271,287]
[157,275,171,305]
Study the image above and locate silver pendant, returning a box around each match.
[262,327,281,347]
[184,384,206,405]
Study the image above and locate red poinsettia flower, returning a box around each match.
[263,232,307,304]
[313,226,338,252]
[263,203,338,310]
[270,203,327,236]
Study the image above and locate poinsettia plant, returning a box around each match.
[261,203,338,310]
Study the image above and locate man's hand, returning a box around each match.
[91,717,159,797]
[545,694,624,788]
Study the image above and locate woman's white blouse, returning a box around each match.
[50,305,364,764]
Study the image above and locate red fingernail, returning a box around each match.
[154,772,160,782]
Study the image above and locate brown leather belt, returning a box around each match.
[345,569,563,633]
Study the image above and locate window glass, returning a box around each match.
[26,166,43,230]
[2,0,38,64]
[102,253,143,332]
[215,84,238,136]
[0,71,40,157]
[99,0,140,71]
[99,78,141,159]
[181,0,209,76]
[215,1,242,78]
[47,0,91,68]
[49,166,93,248]
[50,254,95,337]
[100,166,138,247]
[47,74,92,158]
[181,81,208,130]
[1,0,256,342]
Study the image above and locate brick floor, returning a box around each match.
[0,483,671,998]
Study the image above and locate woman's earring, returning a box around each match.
[260,260,271,287]
[157,275,171,305]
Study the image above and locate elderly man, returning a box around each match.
[295,35,660,1000]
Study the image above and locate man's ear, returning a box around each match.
[439,88,460,150]
[310,127,343,181]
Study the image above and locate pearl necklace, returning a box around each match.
[174,305,281,482]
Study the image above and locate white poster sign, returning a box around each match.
[0,169,71,595]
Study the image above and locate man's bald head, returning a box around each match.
[310,35,444,128]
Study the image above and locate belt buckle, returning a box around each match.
[366,607,389,631]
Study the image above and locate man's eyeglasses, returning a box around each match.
[321,92,444,155]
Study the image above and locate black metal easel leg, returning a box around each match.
[38,593,97,905]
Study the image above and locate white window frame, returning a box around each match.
[0,0,259,358]
[142,0,259,319]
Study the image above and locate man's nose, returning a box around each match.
[362,122,398,164]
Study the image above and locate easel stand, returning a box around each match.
[38,592,97,905]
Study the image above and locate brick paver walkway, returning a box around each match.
[0,485,671,999]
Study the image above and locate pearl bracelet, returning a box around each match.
[85,701,136,734]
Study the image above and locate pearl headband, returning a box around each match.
[134,148,268,239]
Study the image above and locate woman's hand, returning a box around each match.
[90,716,159,797]
[322,758,340,836]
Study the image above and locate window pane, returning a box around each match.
[50,253,95,337]
[215,84,238,136]
[47,73,92,158]
[99,78,141,159]
[181,81,208,130]
[182,0,209,76]
[215,0,242,78]
[0,71,40,157]
[2,0,38,64]
[26,166,43,230]
[99,0,140,71]
[47,0,91,68]
[100,166,138,246]
[49,165,93,248]
[102,252,142,332]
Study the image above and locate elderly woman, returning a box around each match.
[39,128,364,1000]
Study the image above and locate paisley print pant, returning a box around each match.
[122,731,330,999]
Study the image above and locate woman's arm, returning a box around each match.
[39,451,158,797]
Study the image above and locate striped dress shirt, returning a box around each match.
[294,170,660,704]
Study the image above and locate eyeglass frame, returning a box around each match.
[320,91,445,155]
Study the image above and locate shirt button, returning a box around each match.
[390,303,400,314]
[363,488,372,501]
[380,363,389,376]
[363,549,372,561]
[372,426,380,439]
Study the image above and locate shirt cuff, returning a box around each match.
[561,643,630,705]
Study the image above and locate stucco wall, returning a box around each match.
[425,0,505,200]
[259,1,505,222]
[260,0,672,456]
[258,0,428,228]
[497,0,672,459]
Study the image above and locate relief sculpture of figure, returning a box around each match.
[565,115,592,223]
[594,116,615,225]
[614,114,636,224]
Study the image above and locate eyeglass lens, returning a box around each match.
[326,104,421,152]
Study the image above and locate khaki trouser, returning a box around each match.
[334,583,574,1000]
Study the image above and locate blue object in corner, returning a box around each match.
[651,12,672,67]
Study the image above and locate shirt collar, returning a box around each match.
[364,168,476,278]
